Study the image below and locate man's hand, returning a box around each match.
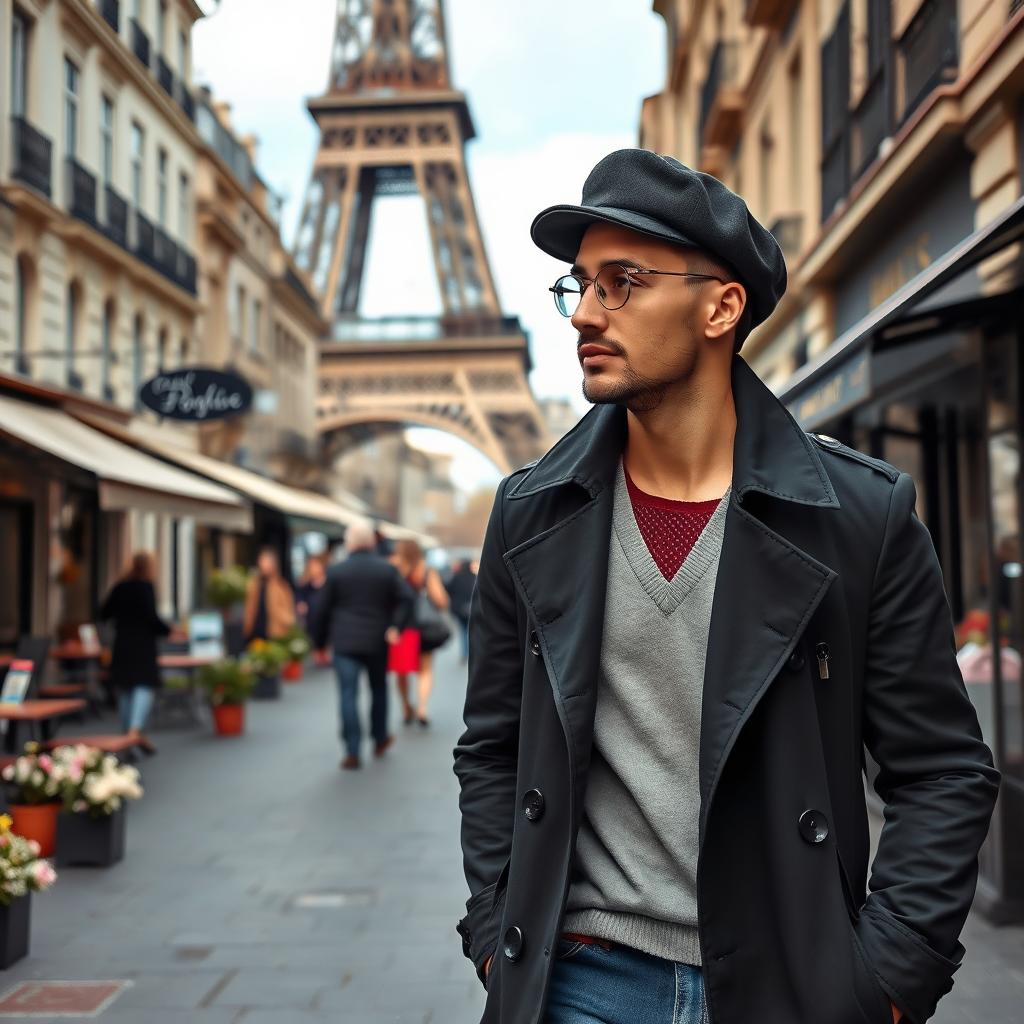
[385,627,401,646]
[891,1002,902,1023]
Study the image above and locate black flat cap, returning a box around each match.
[531,148,787,333]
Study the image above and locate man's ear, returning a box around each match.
[705,282,746,340]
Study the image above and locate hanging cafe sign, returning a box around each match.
[139,367,253,422]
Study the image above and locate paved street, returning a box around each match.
[0,646,1019,1022]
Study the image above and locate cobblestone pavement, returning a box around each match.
[0,645,1020,1022]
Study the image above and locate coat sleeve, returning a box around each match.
[390,570,415,633]
[309,572,333,650]
[858,471,1000,1024]
[452,474,523,983]
[143,583,172,637]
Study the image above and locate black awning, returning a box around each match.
[781,193,1024,422]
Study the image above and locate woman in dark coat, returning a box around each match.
[99,551,170,753]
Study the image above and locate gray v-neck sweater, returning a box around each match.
[562,464,730,967]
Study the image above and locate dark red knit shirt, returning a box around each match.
[624,465,723,581]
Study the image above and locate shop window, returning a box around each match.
[56,485,96,639]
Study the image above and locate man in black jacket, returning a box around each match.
[312,522,413,769]
[453,150,999,1024]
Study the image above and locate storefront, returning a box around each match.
[780,193,1024,922]
[0,390,252,649]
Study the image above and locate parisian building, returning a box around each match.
[641,0,1024,920]
[0,0,368,651]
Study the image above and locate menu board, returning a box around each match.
[0,660,33,704]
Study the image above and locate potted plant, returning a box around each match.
[1,745,66,857]
[280,625,312,682]
[199,658,255,736]
[53,745,143,868]
[0,813,57,967]
[206,566,249,655]
[242,639,288,700]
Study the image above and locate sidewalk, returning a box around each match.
[0,647,1019,1021]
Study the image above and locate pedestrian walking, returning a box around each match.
[445,559,478,663]
[390,539,450,727]
[99,551,172,755]
[311,522,414,770]
[453,149,1000,1024]
[242,547,296,644]
[295,554,327,630]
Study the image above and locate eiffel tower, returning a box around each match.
[294,0,551,475]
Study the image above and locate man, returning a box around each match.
[312,522,413,770]
[445,559,479,663]
[453,150,999,1024]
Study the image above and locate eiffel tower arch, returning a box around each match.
[294,0,551,476]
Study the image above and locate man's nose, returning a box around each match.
[570,285,609,335]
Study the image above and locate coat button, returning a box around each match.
[787,649,805,671]
[529,631,541,656]
[798,809,829,844]
[522,788,545,821]
[503,925,524,961]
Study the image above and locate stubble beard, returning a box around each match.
[582,363,668,413]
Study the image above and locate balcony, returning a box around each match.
[156,56,175,98]
[820,3,850,220]
[768,214,804,261]
[153,224,178,278]
[130,19,150,69]
[100,0,120,34]
[851,69,889,178]
[103,186,129,248]
[744,0,798,29]
[10,116,52,198]
[900,0,958,121]
[177,83,195,121]
[132,209,155,263]
[66,158,97,226]
[176,250,197,294]
[698,41,743,151]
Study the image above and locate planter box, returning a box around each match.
[56,805,126,868]
[212,703,245,736]
[0,894,31,968]
[252,673,281,700]
[8,803,59,858]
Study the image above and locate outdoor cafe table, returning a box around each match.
[0,698,87,752]
[154,653,219,727]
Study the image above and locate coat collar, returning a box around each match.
[508,356,839,510]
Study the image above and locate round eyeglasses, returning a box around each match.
[549,263,724,317]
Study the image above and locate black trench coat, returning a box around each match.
[453,357,999,1024]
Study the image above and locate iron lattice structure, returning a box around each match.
[295,0,550,475]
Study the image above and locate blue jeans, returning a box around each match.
[545,941,707,1024]
[333,653,388,759]
[119,686,155,732]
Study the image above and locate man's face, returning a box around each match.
[568,223,732,411]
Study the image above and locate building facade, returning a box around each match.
[0,0,332,648]
[642,0,1024,920]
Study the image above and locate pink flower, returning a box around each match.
[37,755,53,772]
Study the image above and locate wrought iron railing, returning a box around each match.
[103,186,128,248]
[133,209,155,263]
[156,56,174,97]
[10,115,52,198]
[130,19,150,69]
[851,69,888,177]
[66,158,97,225]
[177,84,195,122]
[900,0,958,121]
[100,0,120,34]
[820,3,850,220]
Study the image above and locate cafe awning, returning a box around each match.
[0,396,252,531]
[780,193,1024,428]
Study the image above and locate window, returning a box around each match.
[14,257,29,373]
[132,315,145,410]
[131,122,144,206]
[231,283,245,344]
[100,95,115,184]
[101,301,114,398]
[177,29,187,77]
[251,298,262,353]
[787,56,803,211]
[11,11,27,118]
[157,328,167,370]
[178,171,189,241]
[157,147,168,226]
[64,57,79,158]
[157,0,167,54]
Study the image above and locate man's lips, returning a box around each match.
[578,343,621,360]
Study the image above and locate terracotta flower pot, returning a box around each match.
[9,803,60,858]
[212,703,245,736]
[282,661,303,682]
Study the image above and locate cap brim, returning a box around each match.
[530,204,698,263]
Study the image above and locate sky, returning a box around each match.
[191,1,666,488]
